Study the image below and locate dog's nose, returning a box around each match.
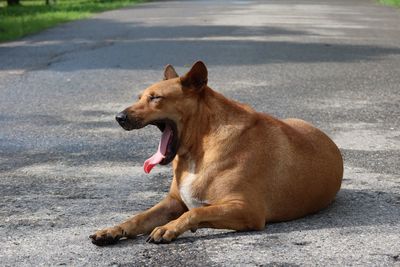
[115,112,127,124]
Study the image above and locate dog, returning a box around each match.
[90,61,343,245]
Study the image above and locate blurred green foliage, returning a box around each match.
[0,0,144,42]
[379,0,400,7]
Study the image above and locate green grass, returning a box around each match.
[0,0,144,42]
[379,0,400,7]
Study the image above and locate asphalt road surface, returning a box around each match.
[1,0,400,266]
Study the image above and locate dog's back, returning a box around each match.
[257,117,343,221]
[174,87,343,223]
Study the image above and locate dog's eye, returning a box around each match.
[149,95,163,101]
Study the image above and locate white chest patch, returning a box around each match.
[179,161,208,210]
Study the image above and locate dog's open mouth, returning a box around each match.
[143,119,179,174]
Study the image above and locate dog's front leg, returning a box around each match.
[147,202,266,243]
[90,195,186,246]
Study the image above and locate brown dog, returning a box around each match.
[90,61,343,245]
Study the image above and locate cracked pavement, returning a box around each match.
[0,0,400,266]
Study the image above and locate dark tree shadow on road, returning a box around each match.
[1,20,400,71]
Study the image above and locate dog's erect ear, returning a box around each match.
[163,64,179,80]
[180,61,208,91]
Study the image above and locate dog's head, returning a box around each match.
[116,61,208,173]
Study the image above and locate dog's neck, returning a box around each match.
[177,86,256,159]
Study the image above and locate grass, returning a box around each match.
[0,0,144,42]
[379,0,400,7]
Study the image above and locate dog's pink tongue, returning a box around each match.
[143,125,173,174]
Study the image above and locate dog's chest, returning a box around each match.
[179,161,208,210]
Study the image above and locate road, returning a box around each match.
[1,0,400,265]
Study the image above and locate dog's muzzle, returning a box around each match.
[115,111,144,130]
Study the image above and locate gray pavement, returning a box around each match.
[1,0,400,266]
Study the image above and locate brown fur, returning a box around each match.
[90,61,343,245]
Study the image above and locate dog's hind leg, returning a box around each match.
[90,195,187,246]
[147,202,266,243]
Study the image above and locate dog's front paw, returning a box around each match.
[89,226,123,246]
[146,224,180,244]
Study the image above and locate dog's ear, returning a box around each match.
[180,61,208,91]
[163,64,179,80]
